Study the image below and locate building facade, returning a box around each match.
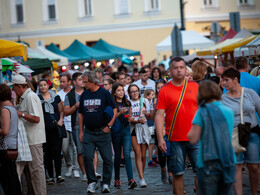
[0,0,180,64]
[0,0,259,64]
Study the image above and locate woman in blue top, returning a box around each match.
[188,80,236,195]
[38,79,64,184]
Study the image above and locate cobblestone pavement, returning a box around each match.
[47,152,258,195]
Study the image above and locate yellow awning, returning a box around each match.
[0,39,28,61]
[197,38,242,56]
[218,35,258,54]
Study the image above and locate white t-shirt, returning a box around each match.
[144,98,154,114]
[133,79,155,97]
[57,89,72,132]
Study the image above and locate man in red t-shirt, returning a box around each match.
[155,57,199,195]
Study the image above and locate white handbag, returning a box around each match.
[232,87,246,153]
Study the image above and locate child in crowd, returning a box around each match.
[128,84,151,188]
[111,83,137,189]
[143,89,158,167]
[125,74,132,85]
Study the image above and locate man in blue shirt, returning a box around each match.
[235,56,260,96]
[79,71,117,193]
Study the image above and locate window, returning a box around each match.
[77,0,93,19]
[42,0,57,23]
[202,0,218,8]
[144,0,160,12]
[237,0,254,6]
[84,0,92,16]
[10,0,25,25]
[114,0,130,15]
[150,0,159,10]
[48,0,56,20]
[16,0,24,23]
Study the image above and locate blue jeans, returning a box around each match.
[169,141,199,175]
[111,125,133,180]
[197,160,234,195]
[83,130,113,185]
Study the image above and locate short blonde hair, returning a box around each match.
[191,60,207,81]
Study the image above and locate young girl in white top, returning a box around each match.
[128,84,151,188]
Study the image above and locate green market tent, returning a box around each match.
[21,58,52,75]
[46,43,81,62]
[93,39,140,57]
[63,40,114,61]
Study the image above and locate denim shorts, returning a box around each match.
[72,125,84,155]
[236,132,260,164]
[169,141,199,175]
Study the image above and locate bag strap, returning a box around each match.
[240,87,244,124]
[167,79,188,141]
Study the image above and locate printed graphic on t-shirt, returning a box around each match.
[84,99,101,112]
[131,101,141,119]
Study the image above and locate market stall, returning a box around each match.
[63,39,114,61]
[93,39,140,58]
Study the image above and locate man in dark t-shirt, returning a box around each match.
[79,71,117,193]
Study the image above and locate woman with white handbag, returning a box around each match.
[221,68,260,195]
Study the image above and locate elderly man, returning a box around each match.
[9,74,46,195]
[79,71,117,193]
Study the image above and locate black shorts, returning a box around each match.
[131,128,136,136]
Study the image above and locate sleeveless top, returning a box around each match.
[0,106,18,150]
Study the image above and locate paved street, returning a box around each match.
[47,152,258,195]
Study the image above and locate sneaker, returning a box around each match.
[114,180,121,189]
[128,179,137,189]
[47,178,54,185]
[120,158,125,167]
[73,170,80,178]
[148,160,158,167]
[95,172,102,180]
[101,184,110,193]
[82,174,88,182]
[57,176,65,183]
[152,157,160,164]
[139,179,147,188]
[65,166,73,177]
[161,171,167,184]
[168,176,173,184]
[185,162,192,168]
[87,182,97,193]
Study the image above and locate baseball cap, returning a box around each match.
[7,74,27,86]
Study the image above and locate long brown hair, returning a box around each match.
[112,83,130,109]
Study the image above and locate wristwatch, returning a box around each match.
[21,112,25,118]
[107,125,112,129]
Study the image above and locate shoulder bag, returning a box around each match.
[232,87,251,153]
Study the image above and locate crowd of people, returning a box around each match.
[0,55,259,195]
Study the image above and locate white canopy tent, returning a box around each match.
[28,47,68,66]
[234,35,260,57]
[156,30,215,52]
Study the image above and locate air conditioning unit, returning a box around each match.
[35,40,45,47]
